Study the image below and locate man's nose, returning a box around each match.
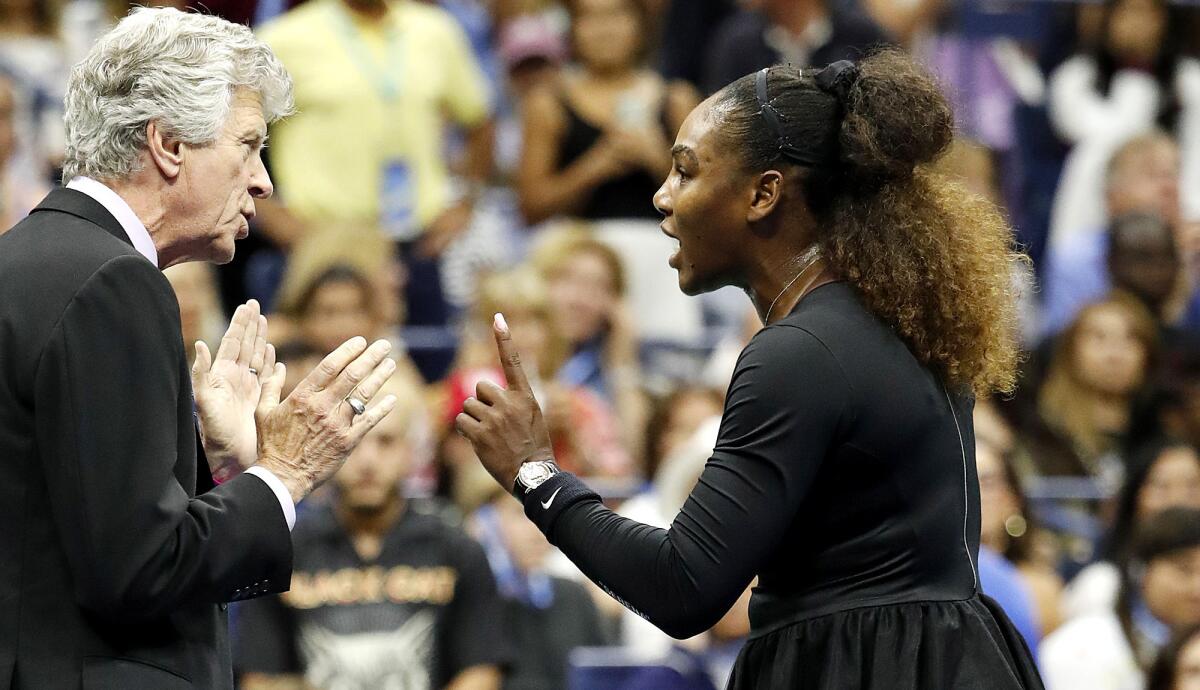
[249,154,273,199]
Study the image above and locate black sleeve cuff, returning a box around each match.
[521,472,600,536]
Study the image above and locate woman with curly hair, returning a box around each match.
[455,50,1041,688]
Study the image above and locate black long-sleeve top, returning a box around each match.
[522,282,981,639]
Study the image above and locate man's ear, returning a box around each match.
[747,170,784,223]
[146,120,183,180]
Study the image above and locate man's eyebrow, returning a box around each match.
[671,144,699,167]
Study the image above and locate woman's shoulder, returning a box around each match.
[522,78,568,128]
[745,317,836,361]
[734,293,864,396]
[775,282,887,346]
[728,319,858,430]
[767,282,958,397]
[740,311,847,382]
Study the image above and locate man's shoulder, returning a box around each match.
[0,206,149,310]
[2,204,140,265]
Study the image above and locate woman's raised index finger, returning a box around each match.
[493,313,533,395]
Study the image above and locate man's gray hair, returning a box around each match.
[62,7,294,182]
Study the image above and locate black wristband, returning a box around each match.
[521,472,600,536]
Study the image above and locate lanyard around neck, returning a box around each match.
[332,1,405,102]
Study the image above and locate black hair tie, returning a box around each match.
[814,60,860,106]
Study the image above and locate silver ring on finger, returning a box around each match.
[346,397,367,416]
[248,367,258,375]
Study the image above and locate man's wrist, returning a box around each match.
[243,466,298,531]
[254,455,311,504]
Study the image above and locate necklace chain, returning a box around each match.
[765,244,822,324]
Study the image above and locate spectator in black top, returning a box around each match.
[235,376,509,690]
[457,52,1040,687]
[517,0,698,224]
[701,0,890,95]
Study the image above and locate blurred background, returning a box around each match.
[5,0,1200,688]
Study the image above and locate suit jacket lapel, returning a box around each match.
[29,188,132,248]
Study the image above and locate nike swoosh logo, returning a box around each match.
[541,486,563,510]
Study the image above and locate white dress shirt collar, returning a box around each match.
[65,176,159,267]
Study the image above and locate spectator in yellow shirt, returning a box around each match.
[258,0,495,380]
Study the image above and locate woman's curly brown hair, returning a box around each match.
[714,50,1022,395]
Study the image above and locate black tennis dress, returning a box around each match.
[521,281,1044,689]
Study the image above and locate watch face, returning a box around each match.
[519,462,553,487]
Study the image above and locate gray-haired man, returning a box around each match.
[0,8,397,688]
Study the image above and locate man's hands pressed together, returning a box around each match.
[192,299,275,478]
[193,299,400,503]
[255,336,398,503]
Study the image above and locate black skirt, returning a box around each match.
[727,595,1044,689]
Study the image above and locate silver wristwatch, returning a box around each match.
[513,459,560,498]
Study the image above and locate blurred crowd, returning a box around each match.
[5,0,1200,688]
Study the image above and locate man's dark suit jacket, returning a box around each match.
[0,189,293,689]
